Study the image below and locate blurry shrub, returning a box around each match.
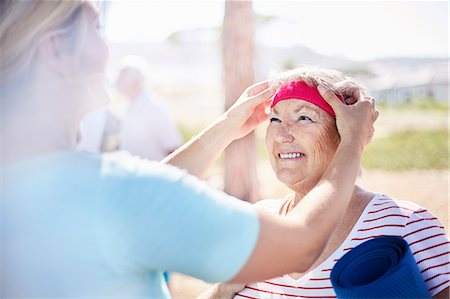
[362,130,448,170]
[178,125,200,143]
[341,66,375,77]
[377,97,449,111]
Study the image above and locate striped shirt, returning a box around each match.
[234,194,450,298]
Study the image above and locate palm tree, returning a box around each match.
[222,0,259,202]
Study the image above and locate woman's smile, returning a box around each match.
[278,151,306,160]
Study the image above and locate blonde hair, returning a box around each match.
[0,0,87,87]
[271,66,368,101]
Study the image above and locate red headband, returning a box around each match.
[271,81,342,117]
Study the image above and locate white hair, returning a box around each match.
[271,66,368,100]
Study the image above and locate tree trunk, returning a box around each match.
[222,0,259,202]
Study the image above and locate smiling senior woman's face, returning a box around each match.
[265,99,340,191]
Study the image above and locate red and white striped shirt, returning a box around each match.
[235,194,450,298]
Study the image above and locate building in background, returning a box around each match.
[365,62,449,104]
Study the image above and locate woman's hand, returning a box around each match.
[164,80,276,178]
[223,80,277,139]
[318,84,378,148]
[334,80,364,105]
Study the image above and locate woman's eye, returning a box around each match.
[298,115,313,122]
[270,117,281,123]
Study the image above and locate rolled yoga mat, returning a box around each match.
[330,236,431,298]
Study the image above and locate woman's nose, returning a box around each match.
[274,125,294,143]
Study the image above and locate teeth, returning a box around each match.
[279,153,304,159]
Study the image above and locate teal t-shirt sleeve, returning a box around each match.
[96,153,259,282]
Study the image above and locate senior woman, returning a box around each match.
[0,1,378,297]
[201,68,450,299]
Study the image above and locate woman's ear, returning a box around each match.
[37,32,74,76]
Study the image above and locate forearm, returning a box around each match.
[163,116,239,178]
[287,139,363,254]
[196,284,221,299]
[163,80,274,177]
[197,283,243,299]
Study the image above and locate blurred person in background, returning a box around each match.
[199,68,450,299]
[1,1,376,298]
[79,55,182,290]
[77,106,122,153]
[116,56,183,161]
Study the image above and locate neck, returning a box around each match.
[1,89,80,164]
[288,185,367,213]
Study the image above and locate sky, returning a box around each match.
[105,0,449,61]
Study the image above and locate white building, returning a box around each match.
[364,61,449,105]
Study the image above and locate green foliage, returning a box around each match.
[178,125,200,143]
[377,97,449,111]
[281,60,297,71]
[362,130,449,170]
[341,66,375,77]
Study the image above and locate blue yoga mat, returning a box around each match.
[330,236,431,298]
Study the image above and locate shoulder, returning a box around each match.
[369,195,443,226]
[40,151,182,192]
[366,194,430,218]
[356,194,446,243]
[100,151,186,185]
